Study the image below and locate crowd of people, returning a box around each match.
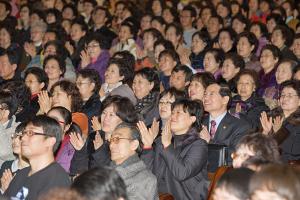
[0,0,300,199]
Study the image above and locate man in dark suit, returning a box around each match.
[201,83,252,165]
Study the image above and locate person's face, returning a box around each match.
[204,52,220,74]
[70,24,86,42]
[47,109,67,132]
[105,63,124,84]
[151,20,164,34]
[276,62,293,84]
[166,26,179,46]
[271,30,285,48]
[29,13,41,26]
[152,0,162,16]
[259,1,270,13]
[62,7,74,20]
[86,40,101,59]
[217,4,229,18]
[232,144,254,168]
[140,16,152,31]
[12,134,22,155]
[42,0,55,9]
[279,87,300,114]
[250,24,262,39]
[260,49,278,71]
[162,9,174,24]
[201,8,211,26]
[42,32,56,46]
[118,26,132,43]
[83,2,94,16]
[231,4,240,16]
[237,37,254,58]
[191,34,206,54]
[44,45,57,58]
[203,84,227,113]
[232,19,246,34]
[171,105,195,135]
[44,58,62,80]
[159,93,175,120]
[0,28,11,48]
[292,38,300,58]
[0,103,9,123]
[54,0,64,11]
[101,105,123,133]
[21,123,54,159]
[51,86,72,109]
[46,13,56,24]
[221,58,240,81]
[237,74,256,100]
[115,3,124,17]
[0,54,16,80]
[109,127,137,165]
[251,189,287,200]
[154,44,165,63]
[249,0,259,10]
[188,80,205,101]
[0,3,8,18]
[218,31,233,52]
[207,17,221,35]
[25,73,44,95]
[213,186,241,200]
[170,70,187,90]
[180,10,194,28]
[143,32,155,50]
[30,27,44,43]
[132,74,154,99]
[267,19,277,33]
[159,54,177,75]
[76,75,94,100]
[20,6,30,21]
[92,9,107,25]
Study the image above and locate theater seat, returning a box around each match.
[288,160,300,169]
[159,193,174,200]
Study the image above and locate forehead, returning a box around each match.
[26,123,43,131]
[112,127,130,137]
[0,54,9,62]
[206,84,220,92]
[172,70,185,77]
[282,86,297,93]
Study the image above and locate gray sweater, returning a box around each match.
[113,154,158,200]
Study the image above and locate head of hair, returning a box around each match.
[62,4,78,18]
[172,65,193,82]
[31,20,47,34]
[46,8,62,24]
[237,32,258,53]
[260,44,281,60]
[48,106,72,126]
[120,21,138,40]
[44,40,68,61]
[160,87,186,100]
[112,50,135,71]
[232,13,249,29]
[266,13,285,27]
[236,69,259,90]
[218,27,237,44]
[39,188,84,200]
[43,54,66,77]
[77,68,101,94]
[93,6,112,25]
[165,22,183,42]
[280,79,300,97]
[102,95,138,124]
[158,49,180,65]
[205,48,225,67]
[192,31,211,49]
[24,67,49,91]
[250,21,268,38]
[273,25,295,47]
[30,9,46,22]
[71,18,88,33]
[141,28,163,42]
[0,49,18,65]
[135,67,160,93]
[154,39,175,50]
[50,80,83,112]
[85,32,110,50]
[190,72,216,89]
[0,0,12,15]
[0,24,15,43]
[107,58,134,86]
[72,166,127,200]
[224,53,245,70]
[0,91,17,118]
[182,5,197,18]
[151,16,166,26]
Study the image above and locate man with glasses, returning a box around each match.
[0,91,19,166]
[4,115,71,200]
[202,83,251,165]
[109,122,158,200]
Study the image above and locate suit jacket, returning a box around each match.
[203,112,252,164]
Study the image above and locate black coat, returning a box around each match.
[141,129,209,200]
[82,93,102,133]
[203,112,252,164]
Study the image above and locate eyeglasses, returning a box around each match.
[11,133,21,139]
[108,136,133,144]
[159,101,174,106]
[19,130,53,137]
[280,94,299,99]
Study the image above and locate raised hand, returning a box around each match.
[80,49,90,68]
[70,132,85,151]
[161,119,172,148]
[1,169,13,192]
[260,111,273,135]
[93,131,104,150]
[235,103,242,113]
[91,116,101,132]
[137,120,159,148]
[65,41,74,56]
[273,115,284,133]
[199,125,210,143]
[38,90,52,114]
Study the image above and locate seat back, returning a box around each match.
[208,144,229,173]
[159,193,174,200]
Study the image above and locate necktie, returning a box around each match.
[210,120,217,138]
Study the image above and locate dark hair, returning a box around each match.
[77,68,101,94]
[151,16,166,26]
[158,49,180,64]
[0,0,12,14]
[205,48,225,67]
[0,91,17,118]
[44,40,68,61]
[266,13,285,29]
[209,14,223,26]
[249,165,300,200]
[192,31,211,49]
[172,65,193,82]
[0,49,18,65]
[232,13,249,30]
[107,58,134,85]
[115,122,142,154]
[218,27,237,44]
[162,7,179,23]
[224,53,245,70]
[43,55,66,77]
[236,132,281,164]
[190,72,216,89]
[207,82,232,106]
[277,59,298,74]
[280,80,300,97]
[50,80,83,112]
[237,32,258,53]
[154,39,175,50]
[272,25,294,47]
[260,44,281,60]
[112,51,135,72]
[120,21,137,40]
[182,5,197,18]
[135,67,160,93]
[29,115,63,152]
[62,4,78,18]
[250,21,268,38]
[216,1,231,18]
[24,67,49,91]
[71,18,88,33]
[30,9,46,22]
[92,6,112,26]
[141,28,163,42]
[102,95,138,124]
[0,24,15,43]
[237,69,259,90]
[216,168,254,199]
[160,87,186,100]
[72,167,127,200]
[172,98,203,132]
[165,22,183,43]
[85,32,110,50]
[48,106,72,126]
[46,8,62,25]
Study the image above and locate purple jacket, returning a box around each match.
[258,67,277,97]
[85,50,110,82]
[56,135,75,173]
